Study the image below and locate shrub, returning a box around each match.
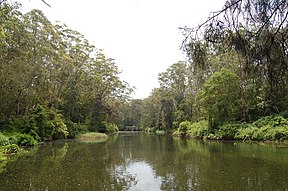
[253,116,288,128]
[215,123,249,139]
[28,105,68,141]
[187,120,209,138]
[178,121,192,136]
[13,133,37,146]
[0,117,29,133]
[65,120,88,138]
[88,121,119,134]
[145,127,156,132]
[235,126,262,141]
[0,133,9,146]
[260,125,288,141]
[3,144,20,154]
[106,122,119,134]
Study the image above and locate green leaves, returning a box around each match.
[197,68,241,128]
[0,2,131,135]
[28,105,68,141]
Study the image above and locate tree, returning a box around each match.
[158,61,188,129]
[182,0,288,118]
[0,1,132,136]
[119,99,143,130]
[197,68,241,130]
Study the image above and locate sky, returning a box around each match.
[20,0,226,99]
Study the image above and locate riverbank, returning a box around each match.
[173,116,288,145]
[0,131,110,173]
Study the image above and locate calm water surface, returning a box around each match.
[1,132,288,191]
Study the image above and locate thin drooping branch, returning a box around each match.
[180,0,243,48]
[181,0,288,48]
[41,0,51,7]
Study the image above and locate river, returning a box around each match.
[1,132,288,191]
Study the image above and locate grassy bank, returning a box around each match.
[77,132,108,143]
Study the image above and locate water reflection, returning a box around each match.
[1,133,288,191]
[126,161,162,191]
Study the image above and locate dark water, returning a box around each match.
[1,132,288,191]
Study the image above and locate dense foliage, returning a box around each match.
[0,0,132,154]
[2,0,288,149]
[120,0,288,142]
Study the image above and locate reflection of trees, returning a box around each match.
[113,133,288,191]
[1,134,288,191]
[137,137,288,191]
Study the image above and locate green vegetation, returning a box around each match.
[0,1,131,144]
[0,0,132,170]
[1,0,288,152]
[118,0,288,143]
[77,132,108,143]
[172,116,288,142]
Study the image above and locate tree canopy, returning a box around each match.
[0,1,132,139]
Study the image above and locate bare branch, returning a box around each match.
[41,0,51,7]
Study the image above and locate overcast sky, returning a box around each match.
[20,0,226,99]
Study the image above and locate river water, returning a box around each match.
[1,132,288,191]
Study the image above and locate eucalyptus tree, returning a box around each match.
[158,61,188,129]
[0,1,132,135]
[22,10,62,113]
[85,51,132,132]
[57,25,95,123]
[0,2,31,118]
[140,88,164,130]
[120,99,143,130]
[182,0,288,118]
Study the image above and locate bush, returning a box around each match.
[13,133,38,146]
[0,133,9,146]
[173,120,209,138]
[3,144,20,154]
[215,123,249,139]
[253,116,288,128]
[145,127,156,132]
[0,117,29,133]
[187,121,209,138]
[28,105,68,141]
[106,122,119,134]
[88,121,119,134]
[235,126,263,141]
[65,120,88,138]
[178,121,192,136]
[235,116,288,141]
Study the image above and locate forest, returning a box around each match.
[121,0,288,141]
[1,0,288,158]
[0,0,132,154]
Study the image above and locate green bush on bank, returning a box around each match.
[2,144,21,154]
[174,116,288,142]
[88,120,119,134]
[0,132,37,147]
[213,123,251,140]
[173,120,208,138]
[145,127,156,132]
[120,125,142,131]
[235,116,288,141]
[27,105,68,141]
[105,122,119,133]
[0,133,10,146]
[65,120,88,138]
